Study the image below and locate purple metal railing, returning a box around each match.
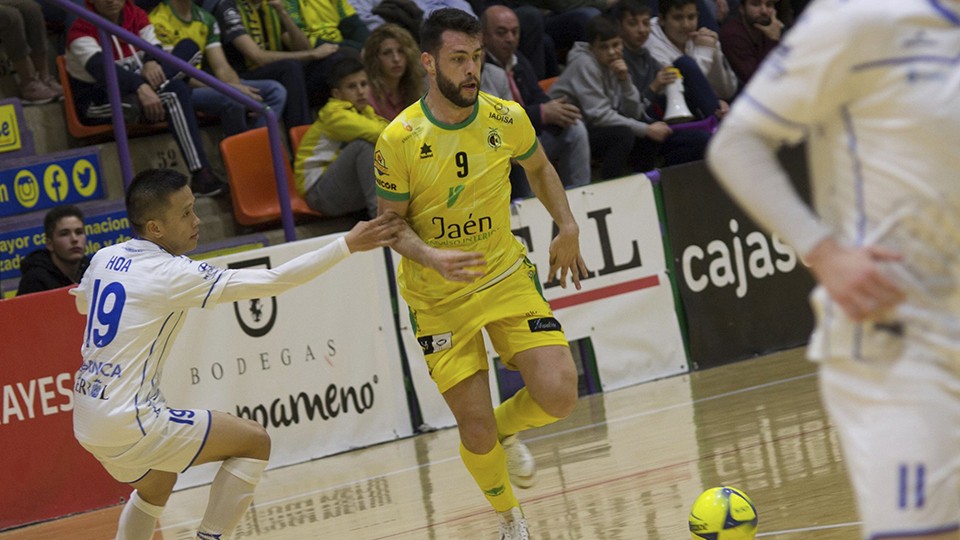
[49,0,298,241]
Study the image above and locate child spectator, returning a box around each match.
[549,15,709,178]
[718,0,782,84]
[294,57,387,218]
[17,205,91,295]
[149,0,287,136]
[613,0,726,120]
[645,0,738,99]
[362,23,423,120]
[66,0,228,196]
[0,0,63,104]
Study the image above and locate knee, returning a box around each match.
[457,415,498,452]
[535,365,578,419]
[244,418,271,460]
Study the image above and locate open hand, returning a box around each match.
[344,211,405,252]
[429,249,486,283]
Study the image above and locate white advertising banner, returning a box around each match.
[512,174,688,391]
[163,235,413,488]
[399,174,689,428]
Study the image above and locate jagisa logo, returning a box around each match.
[681,218,798,298]
[512,207,644,289]
[228,256,277,337]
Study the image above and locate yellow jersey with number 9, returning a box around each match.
[375,92,538,310]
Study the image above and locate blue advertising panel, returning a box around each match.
[0,208,132,282]
[0,148,104,217]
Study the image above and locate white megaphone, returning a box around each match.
[663,67,694,124]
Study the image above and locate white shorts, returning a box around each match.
[80,407,212,483]
[819,339,960,539]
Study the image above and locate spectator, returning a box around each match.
[481,5,590,197]
[66,0,229,196]
[718,0,782,85]
[362,23,423,120]
[284,0,369,51]
[645,0,739,99]
[294,57,387,219]
[549,15,709,178]
[207,0,348,112]
[613,0,726,120]
[0,0,63,104]
[17,205,91,295]
[149,0,288,136]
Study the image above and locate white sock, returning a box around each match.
[116,490,164,540]
[196,458,267,539]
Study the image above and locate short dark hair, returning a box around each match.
[327,57,367,89]
[420,8,481,56]
[659,0,697,17]
[609,0,651,22]
[44,204,84,240]
[126,168,188,235]
[587,14,621,44]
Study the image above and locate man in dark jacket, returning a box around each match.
[481,5,590,198]
[17,205,91,295]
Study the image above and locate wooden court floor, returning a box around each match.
[2,348,861,539]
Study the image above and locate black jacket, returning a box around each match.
[16,249,91,296]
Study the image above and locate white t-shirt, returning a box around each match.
[72,237,350,446]
[728,0,960,356]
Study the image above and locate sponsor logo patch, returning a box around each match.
[528,317,561,332]
[418,331,452,354]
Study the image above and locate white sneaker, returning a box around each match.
[498,506,530,540]
[502,435,536,488]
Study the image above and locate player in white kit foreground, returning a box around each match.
[71,169,402,540]
[708,1,960,539]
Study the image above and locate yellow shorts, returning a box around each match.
[409,258,568,394]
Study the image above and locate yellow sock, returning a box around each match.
[459,442,518,512]
[494,387,561,439]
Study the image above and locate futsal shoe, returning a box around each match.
[502,435,536,488]
[498,506,530,540]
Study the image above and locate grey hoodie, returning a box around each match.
[547,41,653,137]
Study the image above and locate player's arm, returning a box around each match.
[217,213,403,302]
[377,198,486,283]
[518,144,588,290]
[707,112,904,322]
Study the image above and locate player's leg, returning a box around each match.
[191,411,271,539]
[413,298,522,515]
[819,341,960,540]
[117,470,178,540]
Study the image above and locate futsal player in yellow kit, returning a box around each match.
[374,8,588,539]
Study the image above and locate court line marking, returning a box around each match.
[158,370,847,536]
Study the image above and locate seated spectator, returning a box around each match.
[718,0,782,84]
[149,0,288,136]
[17,205,91,295]
[645,0,738,100]
[66,0,228,196]
[645,0,726,31]
[613,0,726,120]
[362,23,423,120]
[207,0,349,111]
[481,5,590,198]
[285,0,369,51]
[549,15,709,179]
[0,0,63,104]
[294,57,387,218]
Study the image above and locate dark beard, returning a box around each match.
[436,67,478,108]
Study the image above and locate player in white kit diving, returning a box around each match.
[71,168,402,540]
[708,1,960,539]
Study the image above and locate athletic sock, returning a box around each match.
[494,387,561,439]
[459,442,519,512]
[196,457,268,539]
[117,490,164,540]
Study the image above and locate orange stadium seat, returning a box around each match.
[220,126,321,226]
[56,55,167,141]
[288,124,310,153]
[538,76,559,93]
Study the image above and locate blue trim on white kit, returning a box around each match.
[929,0,960,25]
[136,312,176,435]
[202,271,224,308]
[840,106,867,359]
[182,409,213,472]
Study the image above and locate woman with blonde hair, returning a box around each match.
[362,23,424,120]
